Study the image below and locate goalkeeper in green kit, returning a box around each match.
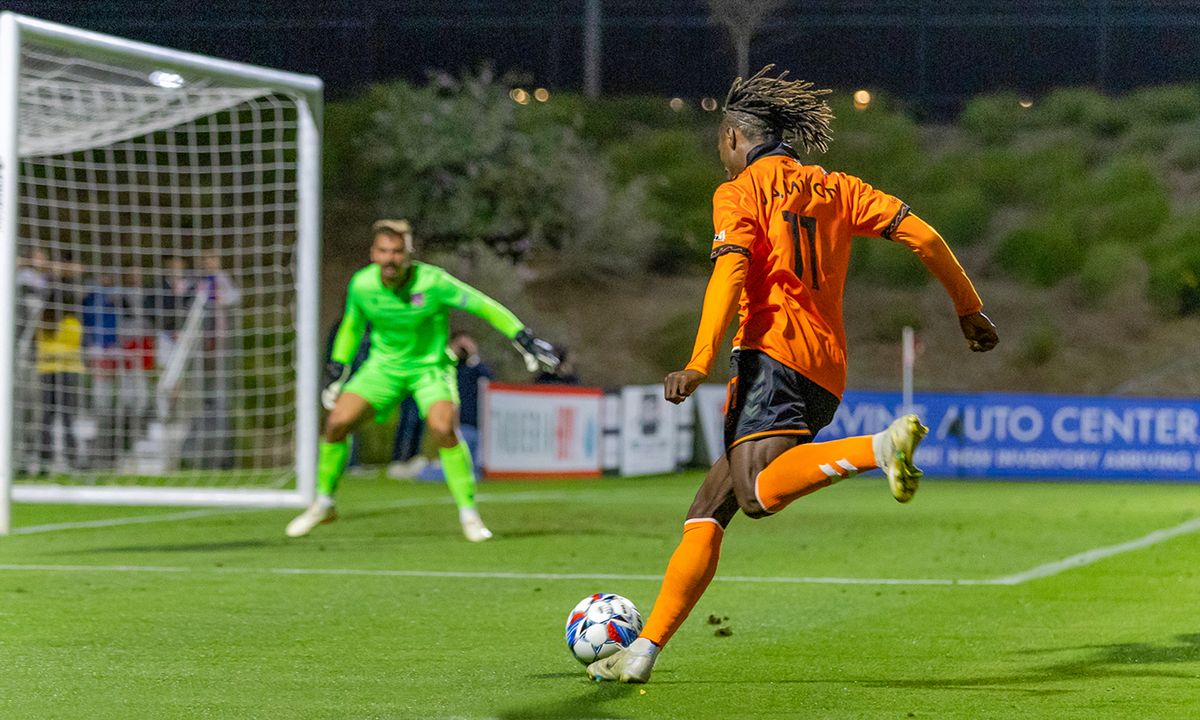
[286,219,560,541]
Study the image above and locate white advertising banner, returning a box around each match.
[480,383,603,478]
[619,385,679,477]
[694,383,728,463]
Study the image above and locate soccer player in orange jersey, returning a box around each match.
[588,66,999,683]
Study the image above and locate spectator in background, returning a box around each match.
[198,253,242,335]
[190,253,242,468]
[17,248,50,333]
[36,288,83,473]
[154,255,191,371]
[118,265,156,447]
[534,345,580,385]
[82,271,124,468]
[16,249,52,472]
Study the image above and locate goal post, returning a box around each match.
[0,13,322,533]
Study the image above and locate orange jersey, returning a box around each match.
[687,144,982,398]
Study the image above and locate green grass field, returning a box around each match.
[2,473,1199,719]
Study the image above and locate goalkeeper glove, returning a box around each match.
[321,362,351,411]
[512,328,561,373]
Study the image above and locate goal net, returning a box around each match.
[0,14,321,530]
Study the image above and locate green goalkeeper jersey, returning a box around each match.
[331,261,524,369]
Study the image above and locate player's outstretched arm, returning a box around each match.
[889,213,999,353]
[443,273,561,371]
[666,251,748,404]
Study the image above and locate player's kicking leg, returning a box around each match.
[589,416,929,682]
[425,399,491,542]
[286,392,374,537]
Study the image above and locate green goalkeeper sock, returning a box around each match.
[439,441,477,511]
[317,439,350,498]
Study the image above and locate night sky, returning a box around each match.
[6,1,1200,114]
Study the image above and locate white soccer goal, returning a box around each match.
[0,14,322,533]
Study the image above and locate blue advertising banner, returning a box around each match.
[821,391,1200,481]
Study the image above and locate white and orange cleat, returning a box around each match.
[874,414,928,503]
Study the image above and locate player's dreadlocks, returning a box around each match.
[722,64,834,154]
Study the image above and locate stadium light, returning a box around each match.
[669,97,685,111]
[1018,98,1034,108]
[700,96,718,111]
[853,89,871,111]
[510,88,530,105]
[534,87,550,102]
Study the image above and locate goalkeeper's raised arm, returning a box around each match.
[437,272,560,373]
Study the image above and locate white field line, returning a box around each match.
[6,490,590,536]
[1,513,1197,586]
[975,515,1200,586]
[11,509,245,535]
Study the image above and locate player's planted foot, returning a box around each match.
[285,496,337,537]
[874,414,928,503]
[459,507,492,542]
[587,638,659,683]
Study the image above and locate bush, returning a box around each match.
[1078,158,1171,247]
[1122,124,1171,154]
[1167,128,1200,172]
[911,151,977,194]
[970,142,1088,209]
[342,70,662,282]
[819,98,921,190]
[1120,85,1200,124]
[850,238,930,288]
[995,220,1083,287]
[1035,88,1127,137]
[959,92,1034,145]
[1146,217,1200,315]
[910,185,994,245]
[1079,242,1143,306]
[1014,322,1060,368]
[607,129,723,273]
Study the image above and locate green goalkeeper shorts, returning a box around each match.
[342,358,459,423]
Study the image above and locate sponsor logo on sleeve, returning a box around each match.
[713,230,727,244]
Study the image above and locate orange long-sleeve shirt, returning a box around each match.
[686,144,982,398]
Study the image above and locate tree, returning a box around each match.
[707,0,785,79]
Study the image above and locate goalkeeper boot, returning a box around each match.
[459,507,493,543]
[873,414,928,503]
[286,496,337,538]
[587,638,659,683]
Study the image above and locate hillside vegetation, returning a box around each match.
[323,73,1200,398]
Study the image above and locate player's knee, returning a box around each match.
[732,481,772,519]
[324,413,355,442]
[736,496,772,520]
[426,419,456,447]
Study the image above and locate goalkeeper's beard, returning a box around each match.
[380,261,410,287]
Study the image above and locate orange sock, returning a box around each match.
[639,519,723,648]
[754,435,877,513]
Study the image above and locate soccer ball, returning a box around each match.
[564,592,643,665]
